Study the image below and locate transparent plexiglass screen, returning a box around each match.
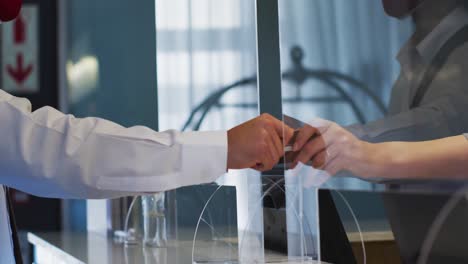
[279,0,468,264]
[155,0,272,263]
[154,0,322,262]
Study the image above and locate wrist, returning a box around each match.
[369,142,406,179]
[360,142,389,178]
[226,128,243,170]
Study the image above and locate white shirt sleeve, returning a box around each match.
[0,90,227,199]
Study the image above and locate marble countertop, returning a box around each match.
[28,231,328,264]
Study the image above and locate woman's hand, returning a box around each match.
[291,119,384,177]
[292,119,468,180]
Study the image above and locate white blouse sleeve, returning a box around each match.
[0,90,227,199]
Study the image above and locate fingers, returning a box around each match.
[281,118,350,177]
[254,131,277,171]
[323,157,342,176]
[312,150,328,168]
[264,131,279,170]
[320,142,346,175]
[290,122,341,169]
[261,113,294,144]
[293,135,327,166]
[293,125,317,152]
[253,126,281,172]
[258,114,297,171]
[284,151,299,165]
[228,114,296,171]
[252,114,349,172]
[313,143,339,168]
[293,118,334,151]
[283,125,295,146]
[265,124,283,159]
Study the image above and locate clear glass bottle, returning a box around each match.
[141,193,167,247]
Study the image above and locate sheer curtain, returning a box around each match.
[279,0,413,125]
[156,0,258,132]
[156,0,413,131]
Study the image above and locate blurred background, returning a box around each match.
[0,0,441,263]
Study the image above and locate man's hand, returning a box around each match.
[291,119,375,177]
[227,114,294,171]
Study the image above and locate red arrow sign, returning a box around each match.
[14,14,26,44]
[7,53,33,85]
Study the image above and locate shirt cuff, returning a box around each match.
[177,130,228,186]
[345,124,368,140]
[464,133,468,140]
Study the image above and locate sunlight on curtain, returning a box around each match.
[279,0,413,125]
[156,0,414,131]
[156,0,258,132]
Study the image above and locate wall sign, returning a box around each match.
[2,5,39,93]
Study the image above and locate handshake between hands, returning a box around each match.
[227,114,380,178]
